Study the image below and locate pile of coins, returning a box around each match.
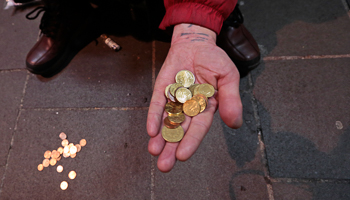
[37,132,87,190]
[162,70,215,142]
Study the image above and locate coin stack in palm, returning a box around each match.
[162,70,215,142]
[37,132,87,190]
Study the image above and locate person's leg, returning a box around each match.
[25,0,101,77]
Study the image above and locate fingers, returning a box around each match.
[176,97,218,161]
[217,70,243,129]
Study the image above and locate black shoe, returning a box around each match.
[217,5,261,77]
[25,0,102,78]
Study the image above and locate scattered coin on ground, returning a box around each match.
[68,171,76,180]
[60,181,68,190]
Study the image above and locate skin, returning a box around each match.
[147,23,243,172]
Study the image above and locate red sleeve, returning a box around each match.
[159,0,237,35]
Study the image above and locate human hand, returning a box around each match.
[147,23,243,172]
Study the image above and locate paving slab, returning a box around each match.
[0,71,27,169]
[240,0,350,56]
[0,2,40,70]
[154,109,268,199]
[23,36,153,108]
[0,109,151,200]
[272,181,350,200]
[253,58,350,178]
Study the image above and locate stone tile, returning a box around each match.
[240,0,350,56]
[23,36,153,108]
[0,71,27,166]
[154,110,268,199]
[0,3,40,70]
[253,58,350,178]
[273,181,350,200]
[1,109,150,199]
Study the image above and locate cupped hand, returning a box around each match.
[147,23,243,172]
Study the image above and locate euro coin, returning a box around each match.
[161,126,184,142]
[51,150,60,159]
[175,87,192,103]
[175,70,195,87]
[183,99,200,117]
[70,146,77,154]
[167,89,176,102]
[60,181,68,190]
[44,150,51,159]
[61,139,69,147]
[165,101,183,114]
[42,159,50,167]
[164,117,180,129]
[49,158,57,166]
[80,139,87,147]
[57,165,63,173]
[57,147,64,154]
[75,144,81,152]
[59,132,67,140]
[169,83,183,96]
[191,94,207,113]
[168,112,186,124]
[70,153,77,158]
[164,84,172,98]
[194,83,215,97]
[37,164,44,171]
[63,152,70,158]
[188,84,199,95]
[68,171,77,179]
[63,146,69,154]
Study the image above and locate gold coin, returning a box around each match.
[68,171,77,180]
[44,150,51,159]
[164,117,180,129]
[168,112,186,124]
[167,89,176,102]
[70,153,77,158]
[69,143,74,148]
[57,147,64,154]
[183,99,200,117]
[161,126,184,142]
[169,83,183,96]
[37,164,44,171]
[51,150,59,159]
[60,181,68,190]
[191,94,207,113]
[194,83,215,97]
[175,70,195,88]
[175,87,192,103]
[70,146,77,154]
[61,139,69,147]
[164,83,172,98]
[59,132,67,140]
[75,144,81,152]
[56,165,63,173]
[188,84,199,95]
[80,139,87,147]
[42,159,50,167]
[165,101,183,114]
[49,158,57,166]
[63,152,70,158]
[56,155,62,161]
[63,146,70,154]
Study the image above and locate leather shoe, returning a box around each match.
[217,5,261,77]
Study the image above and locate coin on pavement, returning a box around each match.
[161,126,184,142]
[68,171,77,179]
[37,164,44,171]
[42,159,50,167]
[57,165,63,173]
[49,158,57,166]
[175,70,195,87]
[61,139,69,147]
[164,117,180,129]
[57,147,64,154]
[175,87,192,103]
[70,146,77,154]
[165,101,183,114]
[59,132,67,140]
[75,144,81,152]
[80,139,87,147]
[183,99,200,117]
[60,181,68,190]
[44,150,51,159]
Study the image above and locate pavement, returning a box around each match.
[1,0,350,199]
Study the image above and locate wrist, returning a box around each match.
[171,23,217,46]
